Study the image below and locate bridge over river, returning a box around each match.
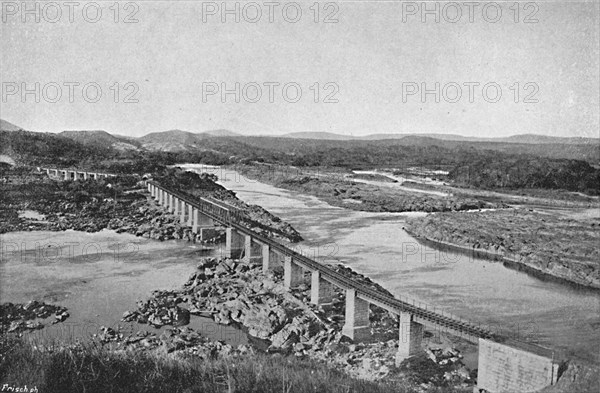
[145,180,562,393]
[36,168,564,392]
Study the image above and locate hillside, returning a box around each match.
[204,129,240,137]
[0,119,24,132]
[231,136,599,165]
[1,119,597,194]
[60,130,140,151]
[138,129,209,151]
[138,129,240,151]
[1,119,597,162]
[279,131,599,146]
[281,131,359,140]
[273,134,598,162]
[0,130,117,167]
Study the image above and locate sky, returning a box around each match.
[1,0,599,138]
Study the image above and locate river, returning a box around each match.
[2,166,598,363]
[185,164,600,364]
[0,229,246,346]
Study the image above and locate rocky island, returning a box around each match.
[0,166,302,243]
[404,209,600,289]
[233,164,506,213]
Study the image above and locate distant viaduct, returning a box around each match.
[38,167,116,181]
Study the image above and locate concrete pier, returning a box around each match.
[187,204,193,226]
[180,201,187,224]
[342,289,370,341]
[174,197,180,215]
[311,270,335,306]
[225,227,245,259]
[284,256,302,289]
[242,234,252,262]
[192,207,199,233]
[262,244,271,272]
[396,312,423,362]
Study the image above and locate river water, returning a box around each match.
[0,230,246,346]
[2,166,598,363]
[185,165,599,363]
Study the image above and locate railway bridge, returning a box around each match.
[38,167,116,181]
[146,180,561,392]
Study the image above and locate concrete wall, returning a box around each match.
[477,339,558,393]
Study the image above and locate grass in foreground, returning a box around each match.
[0,338,428,393]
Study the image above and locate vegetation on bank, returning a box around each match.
[2,130,599,196]
[404,209,600,289]
[233,165,504,213]
[0,338,424,393]
[0,166,302,242]
[0,168,141,233]
[450,157,600,196]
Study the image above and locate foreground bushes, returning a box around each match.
[0,339,420,393]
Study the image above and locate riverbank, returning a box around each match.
[0,167,302,243]
[232,164,505,213]
[404,209,600,289]
[0,336,419,393]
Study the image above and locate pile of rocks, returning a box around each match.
[1,301,69,333]
[94,324,248,358]
[122,290,190,327]
[237,205,304,242]
[425,347,471,383]
[119,256,475,388]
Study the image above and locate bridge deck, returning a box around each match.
[147,181,498,342]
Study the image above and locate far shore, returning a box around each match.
[404,210,600,290]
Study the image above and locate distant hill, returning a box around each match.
[60,130,140,151]
[1,119,597,164]
[0,130,115,167]
[138,129,241,151]
[204,129,240,137]
[138,129,209,152]
[401,133,598,145]
[281,131,599,145]
[368,135,600,163]
[0,119,24,132]
[281,132,358,140]
[500,134,598,145]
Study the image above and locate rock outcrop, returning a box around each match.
[1,301,69,333]
[405,209,600,289]
[119,257,475,386]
